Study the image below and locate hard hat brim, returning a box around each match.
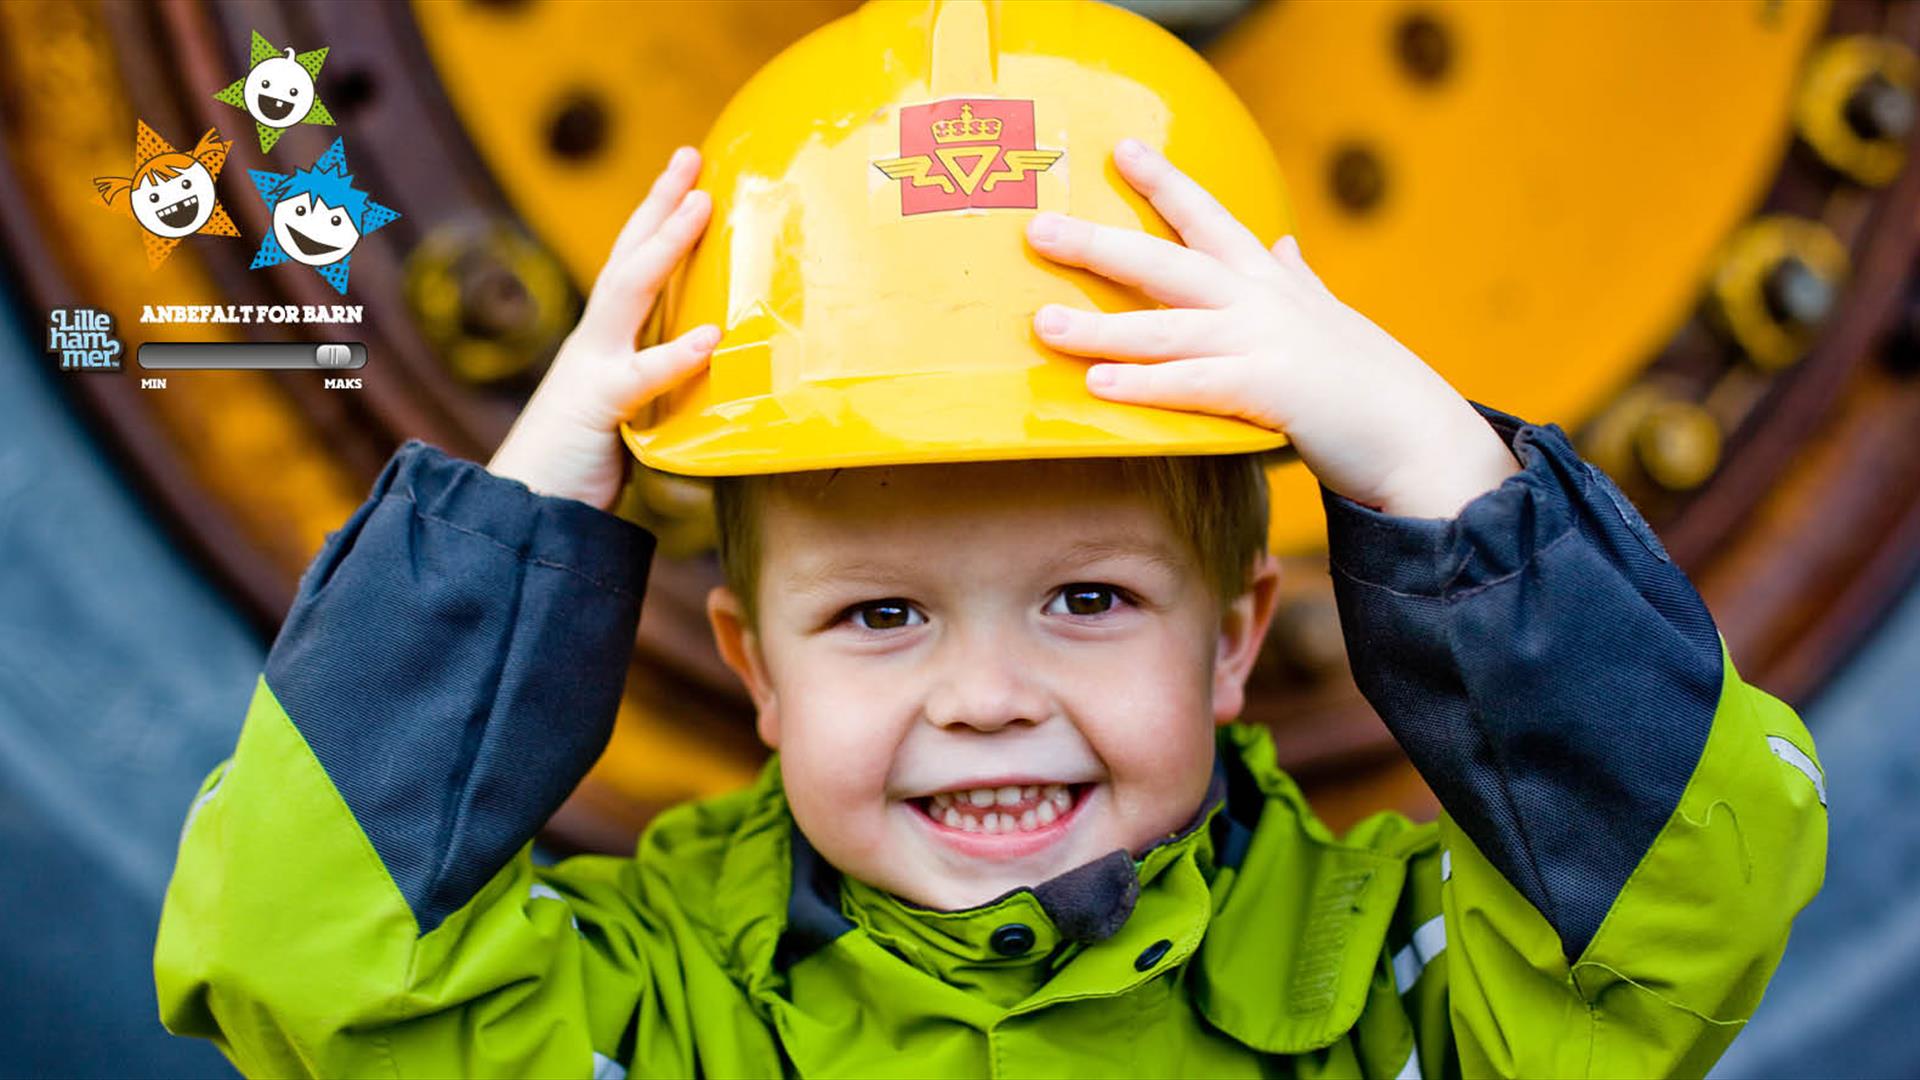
[622,361,1287,477]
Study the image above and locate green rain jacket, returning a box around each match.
[155,406,1827,1077]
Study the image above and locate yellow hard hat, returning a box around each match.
[622,0,1294,477]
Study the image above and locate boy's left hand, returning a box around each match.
[1026,139,1519,519]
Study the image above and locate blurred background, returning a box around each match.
[1,0,1915,1075]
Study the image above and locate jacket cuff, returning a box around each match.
[1321,403,1594,597]
[367,440,655,600]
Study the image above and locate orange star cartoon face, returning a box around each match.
[93,121,241,268]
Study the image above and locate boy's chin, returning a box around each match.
[888,861,1078,913]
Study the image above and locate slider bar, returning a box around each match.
[138,342,367,370]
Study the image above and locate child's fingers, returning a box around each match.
[1112,139,1271,276]
[1084,355,1273,427]
[1033,305,1231,361]
[1271,234,1329,292]
[578,188,713,351]
[602,324,721,421]
[1026,212,1239,308]
[603,146,701,269]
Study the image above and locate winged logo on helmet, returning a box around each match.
[873,156,957,194]
[873,99,1062,215]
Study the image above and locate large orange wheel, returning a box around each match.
[4,0,1918,844]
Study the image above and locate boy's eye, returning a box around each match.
[850,600,923,631]
[1047,584,1122,616]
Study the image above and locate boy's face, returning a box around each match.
[709,460,1279,911]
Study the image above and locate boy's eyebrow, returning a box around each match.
[782,534,1187,594]
[1040,536,1190,576]
[782,559,919,594]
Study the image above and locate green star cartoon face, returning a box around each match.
[214,30,334,153]
[246,48,316,129]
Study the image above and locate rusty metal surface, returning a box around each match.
[3,0,1917,848]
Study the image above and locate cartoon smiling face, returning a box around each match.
[129,162,216,239]
[244,49,316,129]
[272,191,360,266]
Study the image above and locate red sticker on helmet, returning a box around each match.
[873,98,1063,216]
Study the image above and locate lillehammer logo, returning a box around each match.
[47,308,123,371]
[874,99,1062,216]
[45,305,122,372]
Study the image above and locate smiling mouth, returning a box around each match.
[156,195,199,229]
[254,93,295,121]
[913,782,1092,835]
[283,225,340,257]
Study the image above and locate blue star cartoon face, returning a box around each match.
[249,138,399,295]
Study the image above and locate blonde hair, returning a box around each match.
[713,455,1270,626]
[94,129,226,206]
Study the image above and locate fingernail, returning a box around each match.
[1116,139,1146,163]
[670,146,696,170]
[1028,212,1062,243]
[689,325,721,349]
[1036,305,1070,336]
[1088,365,1116,389]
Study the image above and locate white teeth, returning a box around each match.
[925,783,1085,834]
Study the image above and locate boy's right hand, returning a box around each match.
[487,147,718,511]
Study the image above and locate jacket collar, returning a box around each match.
[712,725,1403,1053]
[824,760,1233,1008]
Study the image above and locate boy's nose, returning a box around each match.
[920,635,1053,733]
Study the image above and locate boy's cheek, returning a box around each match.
[775,677,914,800]
[779,740,900,860]
[1068,638,1216,729]
[1068,655,1218,788]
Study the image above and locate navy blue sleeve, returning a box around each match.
[1323,403,1723,961]
[263,441,654,934]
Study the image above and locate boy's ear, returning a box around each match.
[707,585,781,748]
[1212,552,1283,726]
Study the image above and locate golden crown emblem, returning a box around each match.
[931,104,1002,144]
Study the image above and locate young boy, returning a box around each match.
[155,3,1826,1076]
